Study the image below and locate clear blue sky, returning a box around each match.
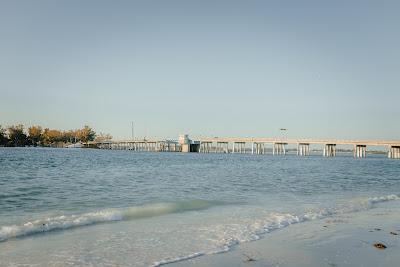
[1,0,399,140]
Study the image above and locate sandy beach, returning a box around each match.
[172,201,400,267]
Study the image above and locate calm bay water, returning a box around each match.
[0,148,399,266]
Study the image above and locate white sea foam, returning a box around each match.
[151,252,205,267]
[150,194,400,266]
[0,200,216,242]
[368,194,400,204]
[1,195,398,266]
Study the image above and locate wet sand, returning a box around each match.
[172,202,400,267]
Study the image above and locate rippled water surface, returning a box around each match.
[0,148,399,266]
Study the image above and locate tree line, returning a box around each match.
[0,124,111,147]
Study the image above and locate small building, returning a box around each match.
[179,134,200,152]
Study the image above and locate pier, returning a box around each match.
[91,135,400,159]
[95,139,180,152]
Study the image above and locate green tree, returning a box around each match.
[77,125,96,143]
[62,130,75,143]
[1,124,98,147]
[28,125,43,146]
[0,125,9,146]
[8,124,28,147]
[42,128,63,145]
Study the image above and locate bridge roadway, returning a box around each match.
[197,137,400,146]
[196,137,400,158]
[92,139,180,152]
[91,137,400,159]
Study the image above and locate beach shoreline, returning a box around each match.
[170,201,400,267]
[1,149,399,267]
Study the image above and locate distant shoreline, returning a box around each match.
[0,146,388,154]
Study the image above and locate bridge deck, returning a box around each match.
[196,138,400,146]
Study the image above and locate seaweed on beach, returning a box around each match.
[373,243,387,249]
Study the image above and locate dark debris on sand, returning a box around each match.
[243,254,257,263]
[373,243,387,250]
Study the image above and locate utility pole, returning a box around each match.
[131,121,134,140]
[144,123,147,140]
[279,128,287,141]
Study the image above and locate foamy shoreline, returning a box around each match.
[1,195,399,267]
[171,202,400,267]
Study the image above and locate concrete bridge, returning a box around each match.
[92,139,181,152]
[197,137,400,159]
[91,135,400,159]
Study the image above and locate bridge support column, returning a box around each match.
[323,144,336,157]
[156,142,159,151]
[215,142,228,153]
[273,143,286,155]
[297,143,310,156]
[254,143,265,154]
[160,142,164,152]
[233,142,246,153]
[388,146,400,159]
[241,142,246,153]
[353,145,366,158]
[199,142,211,153]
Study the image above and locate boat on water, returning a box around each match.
[66,142,83,148]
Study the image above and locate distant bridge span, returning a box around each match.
[91,136,400,159]
[197,137,400,146]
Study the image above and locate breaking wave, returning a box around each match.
[1,195,399,266]
[0,200,219,242]
[151,194,400,266]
